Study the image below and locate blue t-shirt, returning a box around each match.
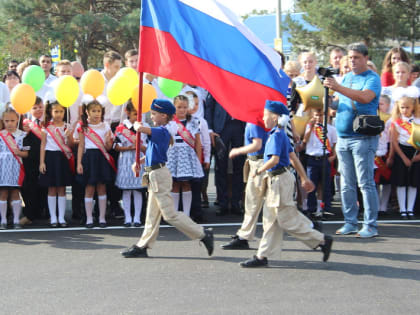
[244,123,268,156]
[335,70,381,137]
[264,127,292,171]
[145,126,171,166]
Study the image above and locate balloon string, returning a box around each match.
[18,114,21,130]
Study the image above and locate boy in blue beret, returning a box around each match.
[121,99,214,258]
[240,100,333,267]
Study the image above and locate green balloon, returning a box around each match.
[158,77,183,98]
[22,65,46,92]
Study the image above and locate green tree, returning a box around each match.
[0,0,141,68]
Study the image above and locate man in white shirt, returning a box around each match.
[37,55,57,101]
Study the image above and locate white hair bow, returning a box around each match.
[392,86,420,102]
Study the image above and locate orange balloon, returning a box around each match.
[10,83,36,114]
[131,83,157,113]
[80,69,105,98]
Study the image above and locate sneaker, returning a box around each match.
[221,235,249,250]
[121,245,148,258]
[356,226,378,238]
[239,255,268,268]
[319,235,333,262]
[335,223,358,235]
[200,228,214,256]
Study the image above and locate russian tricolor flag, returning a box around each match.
[139,0,290,126]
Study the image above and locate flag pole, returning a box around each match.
[135,4,144,178]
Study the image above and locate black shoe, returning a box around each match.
[121,245,148,258]
[221,235,249,250]
[99,222,107,228]
[85,223,94,229]
[216,207,227,216]
[133,222,141,227]
[400,212,408,219]
[230,206,243,216]
[201,201,209,208]
[408,212,414,219]
[239,255,268,268]
[50,223,58,228]
[319,235,333,262]
[59,222,68,228]
[123,222,131,228]
[201,228,214,256]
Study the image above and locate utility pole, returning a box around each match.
[275,0,283,52]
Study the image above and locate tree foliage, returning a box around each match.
[0,0,141,68]
[285,0,418,61]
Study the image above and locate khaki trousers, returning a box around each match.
[257,170,324,258]
[236,159,266,240]
[137,167,205,249]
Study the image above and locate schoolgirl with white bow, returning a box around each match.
[387,86,420,219]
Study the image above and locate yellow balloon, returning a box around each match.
[408,122,420,150]
[292,115,310,138]
[117,67,139,91]
[55,75,80,107]
[11,83,36,114]
[296,76,325,112]
[107,75,132,106]
[80,69,105,98]
[131,84,158,113]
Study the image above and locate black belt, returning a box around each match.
[247,154,264,161]
[175,139,184,143]
[306,154,329,161]
[144,163,165,172]
[267,167,287,177]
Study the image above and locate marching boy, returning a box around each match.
[240,101,333,268]
[121,99,213,258]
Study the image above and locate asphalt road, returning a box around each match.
[1,222,419,315]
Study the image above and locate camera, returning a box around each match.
[317,67,339,79]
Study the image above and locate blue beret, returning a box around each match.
[151,99,176,115]
[264,100,289,116]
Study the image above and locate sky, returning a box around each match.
[222,0,294,17]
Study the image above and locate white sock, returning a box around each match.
[58,196,67,224]
[0,200,7,224]
[172,192,180,211]
[133,190,143,223]
[379,184,391,212]
[48,196,57,224]
[407,187,417,213]
[396,187,407,213]
[317,200,322,212]
[182,191,192,217]
[98,195,107,223]
[12,200,22,224]
[85,197,94,224]
[302,198,308,211]
[122,190,132,223]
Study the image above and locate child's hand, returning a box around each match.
[39,163,46,174]
[134,121,143,132]
[403,157,412,168]
[203,162,210,170]
[65,128,73,138]
[328,155,335,163]
[23,124,30,132]
[386,156,393,167]
[229,148,240,159]
[301,178,315,193]
[77,163,83,175]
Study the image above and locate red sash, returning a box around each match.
[81,126,116,172]
[394,118,412,135]
[374,156,391,183]
[173,116,195,149]
[23,119,42,140]
[45,124,75,174]
[314,125,332,153]
[0,130,25,185]
[115,124,136,145]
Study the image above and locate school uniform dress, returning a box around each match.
[0,129,26,187]
[114,120,147,190]
[236,123,268,241]
[166,118,204,181]
[137,126,205,249]
[391,116,420,187]
[77,122,115,185]
[257,126,324,259]
[304,123,337,213]
[39,125,73,187]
